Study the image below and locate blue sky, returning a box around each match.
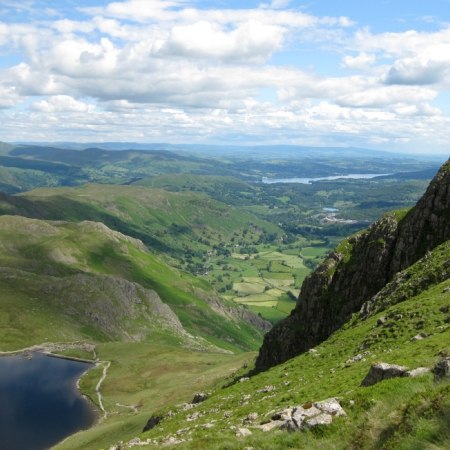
[0,0,449,154]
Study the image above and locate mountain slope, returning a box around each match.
[0,184,280,262]
[97,159,450,450]
[105,239,450,450]
[256,159,450,371]
[0,215,268,352]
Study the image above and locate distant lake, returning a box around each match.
[261,173,391,184]
[0,352,96,450]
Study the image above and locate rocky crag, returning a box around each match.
[256,159,450,371]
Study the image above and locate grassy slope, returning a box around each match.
[128,240,450,449]
[0,215,264,352]
[0,184,280,259]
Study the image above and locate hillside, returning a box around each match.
[97,159,450,450]
[0,184,280,262]
[256,159,450,370]
[0,215,269,352]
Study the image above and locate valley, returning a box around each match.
[0,142,448,449]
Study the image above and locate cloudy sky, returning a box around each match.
[1,0,450,153]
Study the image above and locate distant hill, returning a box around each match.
[0,184,280,262]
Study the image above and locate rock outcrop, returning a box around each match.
[434,357,450,380]
[360,363,409,386]
[256,159,450,371]
[260,398,346,432]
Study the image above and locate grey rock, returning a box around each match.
[406,367,431,377]
[411,332,428,341]
[186,411,202,421]
[236,427,252,437]
[361,362,409,386]
[280,419,298,432]
[291,405,321,424]
[192,392,208,404]
[346,353,367,364]
[303,413,333,429]
[261,398,346,433]
[434,357,450,379]
[245,412,259,423]
[260,420,285,432]
[257,385,275,393]
[143,415,163,432]
[377,317,387,326]
[314,398,347,417]
[255,159,450,372]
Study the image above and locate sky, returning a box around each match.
[0,0,450,154]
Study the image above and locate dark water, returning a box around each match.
[0,352,97,450]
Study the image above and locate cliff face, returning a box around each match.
[255,159,450,371]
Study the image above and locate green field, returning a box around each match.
[203,241,329,323]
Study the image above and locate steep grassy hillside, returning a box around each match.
[100,161,450,450]
[0,215,268,352]
[102,239,450,450]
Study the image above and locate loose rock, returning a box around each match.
[361,362,408,386]
[406,367,431,377]
[245,412,259,423]
[411,332,428,341]
[236,427,252,437]
[143,415,163,432]
[192,392,208,404]
[260,398,346,432]
[434,357,450,379]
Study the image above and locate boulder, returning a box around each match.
[361,362,408,386]
[260,420,285,432]
[434,357,450,380]
[411,332,428,341]
[303,413,333,429]
[192,392,208,404]
[236,427,252,437]
[245,412,259,423]
[406,367,431,378]
[143,415,163,432]
[260,398,346,432]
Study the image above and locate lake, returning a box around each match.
[261,173,391,184]
[0,352,97,450]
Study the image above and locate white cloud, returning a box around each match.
[0,86,20,109]
[162,20,285,62]
[0,1,449,152]
[353,27,450,87]
[31,95,93,113]
[341,52,376,70]
[384,54,450,86]
[82,0,187,22]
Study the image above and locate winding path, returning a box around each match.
[95,361,111,420]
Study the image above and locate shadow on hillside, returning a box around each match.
[0,192,175,255]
